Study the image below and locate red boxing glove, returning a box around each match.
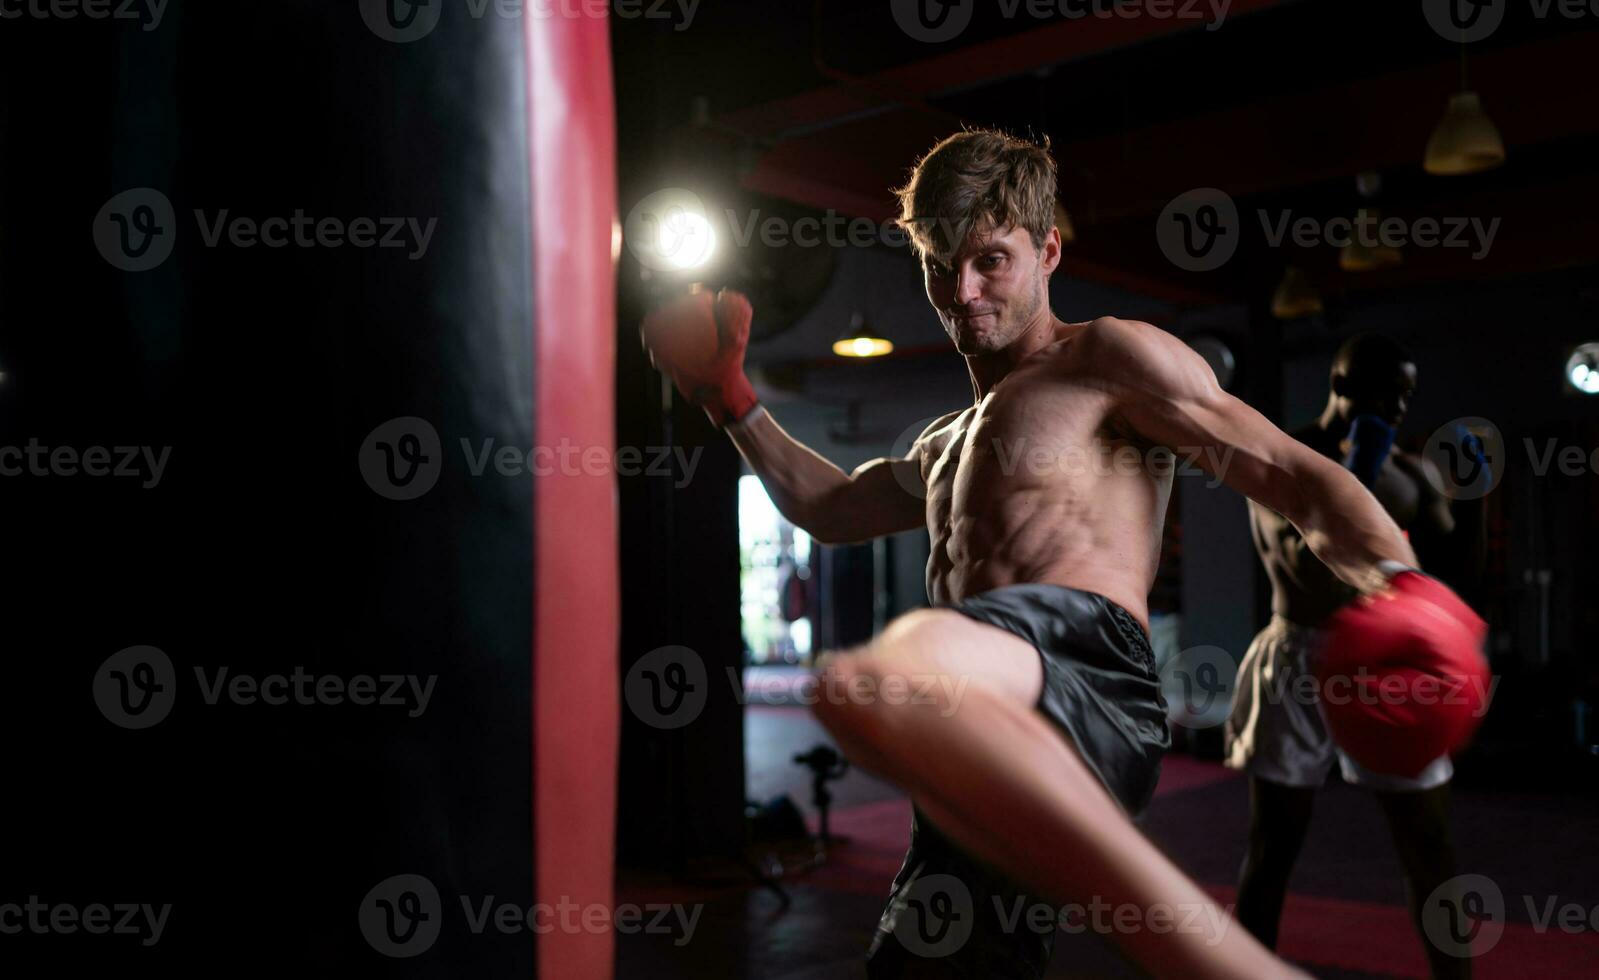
[1316,568,1491,777]
[640,287,759,427]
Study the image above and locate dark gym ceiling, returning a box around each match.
[614,0,1599,438]
[615,1,1599,422]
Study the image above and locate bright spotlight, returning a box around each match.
[623,188,717,272]
[656,208,716,271]
[1567,343,1599,395]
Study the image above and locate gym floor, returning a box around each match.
[616,704,1599,979]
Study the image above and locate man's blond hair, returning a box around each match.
[893,128,1059,266]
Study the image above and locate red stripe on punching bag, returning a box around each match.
[527,10,619,980]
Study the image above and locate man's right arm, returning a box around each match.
[726,408,927,546]
[639,286,927,544]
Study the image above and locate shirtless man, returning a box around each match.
[1227,334,1484,979]
[641,129,1482,979]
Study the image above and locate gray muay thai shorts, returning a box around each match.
[865,582,1171,980]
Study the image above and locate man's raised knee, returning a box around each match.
[811,645,959,733]
[810,651,874,728]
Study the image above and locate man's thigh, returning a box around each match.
[854,608,1045,710]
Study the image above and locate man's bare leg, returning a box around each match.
[812,609,1302,980]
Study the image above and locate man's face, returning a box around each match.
[922,222,1059,356]
[1334,361,1418,428]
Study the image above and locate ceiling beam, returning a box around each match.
[716,0,1293,142]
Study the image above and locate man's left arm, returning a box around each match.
[1089,319,1492,780]
[1087,318,1417,593]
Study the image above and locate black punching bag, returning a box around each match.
[0,3,617,976]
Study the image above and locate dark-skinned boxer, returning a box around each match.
[641,130,1487,979]
[1226,334,1490,979]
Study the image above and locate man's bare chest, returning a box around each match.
[919,381,1123,503]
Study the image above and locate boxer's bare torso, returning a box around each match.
[1252,425,1451,627]
[914,319,1172,630]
